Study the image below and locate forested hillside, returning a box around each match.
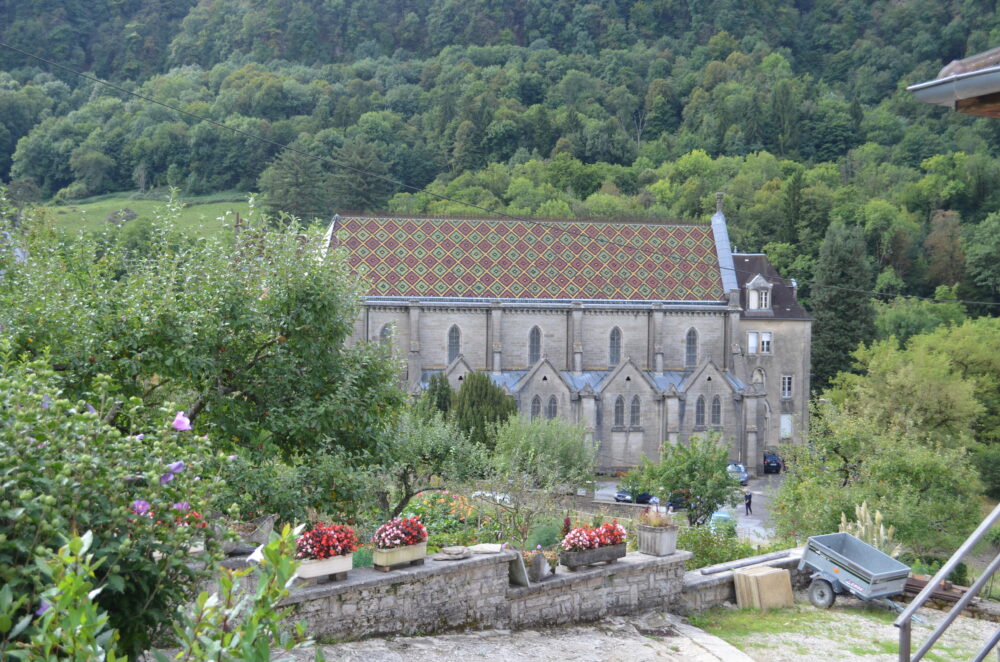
[2,0,1000,311]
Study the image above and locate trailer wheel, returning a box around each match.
[808,578,836,609]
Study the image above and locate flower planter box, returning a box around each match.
[372,541,428,572]
[559,543,626,571]
[297,553,352,582]
[216,514,277,556]
[637,524,679,557]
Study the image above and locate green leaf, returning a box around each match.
[9,613,32,639]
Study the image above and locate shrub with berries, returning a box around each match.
[372,516,428,549]
[560,521,627,551]
[295,523,359,560]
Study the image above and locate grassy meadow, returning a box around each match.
[43,190,257,239]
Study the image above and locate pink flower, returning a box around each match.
[172,411,192,431]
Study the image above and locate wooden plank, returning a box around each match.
[956,92,1000,118]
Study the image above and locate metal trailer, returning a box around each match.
[799,532,911,610]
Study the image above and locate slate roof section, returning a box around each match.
[329,215,726,302]
[733,253,811,321]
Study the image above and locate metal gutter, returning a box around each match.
[907,65,1000,107]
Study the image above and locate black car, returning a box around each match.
[763,453,783,474]
[614,490,657,504]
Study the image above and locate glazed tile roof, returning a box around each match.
[329,215,725,301]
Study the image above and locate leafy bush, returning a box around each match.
[491,417,596,489]
[677,526,756,570]
[210,450,373,525]
[0,527,321,661]
[0,354,220,657]
[624,433,742,526]
[402,491,474,535]
[905,557,970,586]
[525,518,565,549]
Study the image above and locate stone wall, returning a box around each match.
[675,547,808,614]
[278,549,691,641]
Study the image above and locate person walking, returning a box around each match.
[744,490,752,516]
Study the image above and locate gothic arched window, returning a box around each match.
[529,326,541,364]
[695,396,705,426]
[711,396,722,426]
[685,328,698,367]
[530,396,541,420]
[614,396,625,426]
[609,327,622,366]
[546,396,557,419]
[448,325,461,363]
[630,396,641,426]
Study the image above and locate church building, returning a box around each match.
[326,197,811,475]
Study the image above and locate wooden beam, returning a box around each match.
[956,91,1000,118]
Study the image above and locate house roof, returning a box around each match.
[328,215,726,302]
[733,253,811,321]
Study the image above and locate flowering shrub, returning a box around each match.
[404,490,474,534]
[0,357,220,658]
[295,523,359,560]
[372,516,428,549]
[560,521,627,551]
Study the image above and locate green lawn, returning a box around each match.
[43,191,256,238]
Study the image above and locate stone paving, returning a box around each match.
[289,611,753,661]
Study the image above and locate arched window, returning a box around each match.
[609,327,622,366]
[379,323,393,345]
[711,396,722,426]
[686,328,698,367]
[630,396,641,426]
[530,395,541,420]
[546,396,557,419]
[695,396,705,426]
[529,326,541,364]
[448,325,461,363]
[614,396,625,426]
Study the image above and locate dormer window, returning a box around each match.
[746,274,773,311]
[751,289,769,309]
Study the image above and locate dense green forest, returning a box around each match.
[2,0,1000,312]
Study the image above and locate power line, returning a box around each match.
[3,40,998,308]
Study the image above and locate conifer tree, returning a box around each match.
[811,221,875,392]
[450,372,518,448]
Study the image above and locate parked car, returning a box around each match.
[614,490,658,504]
[763,453,783,474]
[708,510,736,534]
[727,462,749,485]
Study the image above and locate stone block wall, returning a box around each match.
[675,548,807,614]
[508,551,690,628]
[278,549,691,641]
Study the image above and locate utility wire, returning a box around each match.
[3,40,998,308]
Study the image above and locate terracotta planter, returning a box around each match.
[637,524,679,556]
[372,541,428,571]
[559,543,626,570]
[297,553,352,580]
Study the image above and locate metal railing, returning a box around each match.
[895,502,1000,661]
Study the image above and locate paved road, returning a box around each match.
[595,472,786,543]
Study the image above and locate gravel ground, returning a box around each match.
[730,591,998,662]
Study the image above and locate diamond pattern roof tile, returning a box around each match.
[332,216,725,301]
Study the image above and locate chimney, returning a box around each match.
[715,192,724,213]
